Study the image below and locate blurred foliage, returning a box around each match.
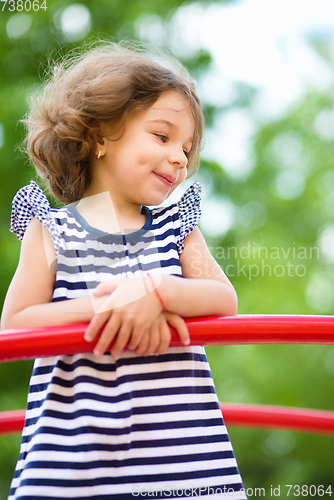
[1,0,334,499]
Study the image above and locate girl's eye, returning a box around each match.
[183,150,189,158]
[156,134,167,143]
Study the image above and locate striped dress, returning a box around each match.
[8,181,247,500]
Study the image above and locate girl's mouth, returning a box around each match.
[153,172,175,187]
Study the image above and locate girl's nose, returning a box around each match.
[168,147,188,168]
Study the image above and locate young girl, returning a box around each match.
[1,43,247,499]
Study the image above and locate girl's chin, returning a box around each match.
[144,184,175,204]
[144,191,171,207]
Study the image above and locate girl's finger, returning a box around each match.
[166,313,190,346]
[92,280,118,297]
[135,331,150,356]
[128,320,148,351]
[84,310,110,342]
[154,318,171,356]
[88,288,115,316]
[110,317,133,359]
[93,313,122,357]
[144,321,160,356]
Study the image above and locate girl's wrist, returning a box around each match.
[144,273,175,312]
[146,273,166,311]
[157,274,176,313]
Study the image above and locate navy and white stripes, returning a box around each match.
[8,182,246,500]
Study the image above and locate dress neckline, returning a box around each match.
[66,204,153,243]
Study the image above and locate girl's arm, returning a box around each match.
[161,226,237,317]
[0,217,94,329]
[90,226,236,322]
[1,219,234,358]
[1,218,189,357]
[86,226,236,357]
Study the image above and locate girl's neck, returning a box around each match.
[75,190,146,234]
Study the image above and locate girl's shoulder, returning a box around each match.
[10,181,62,254]
[176,180,201,215]
[151,181,201,216]
[151,181,202,255]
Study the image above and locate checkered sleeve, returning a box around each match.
[10,181,60,256]
[176,181,202,256]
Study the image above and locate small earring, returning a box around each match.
[96,151,101,160]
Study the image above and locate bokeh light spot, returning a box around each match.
[55,4,91,42]
[318,224,334,262]
[6,13,32,39]
[275,170,305,200]
[263,431,295,457]
[0,124,4,149]
[201,198,236,238]
[306,272,334,312]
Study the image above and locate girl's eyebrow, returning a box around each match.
[146,119,176,128]
[146,119,193,143]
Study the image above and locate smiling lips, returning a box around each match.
[154,172,176,187]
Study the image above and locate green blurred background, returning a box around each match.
[1,0,334,498]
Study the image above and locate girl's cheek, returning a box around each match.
[180,168,188,184]
[171,172,187,194]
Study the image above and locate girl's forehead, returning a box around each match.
[143,91,195,134]
[149,91,191,114]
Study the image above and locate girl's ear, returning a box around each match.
[91,123,107,158]
[94,138,107,160]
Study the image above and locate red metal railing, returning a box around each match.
[1,315,334,363]
[1,404,334,436]
[1,315,334,435]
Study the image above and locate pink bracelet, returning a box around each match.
[146,273,166,311]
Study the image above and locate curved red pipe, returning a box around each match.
[0,410,25,435]
[1,315,334,363]
[1,315,334,437]
[1,404,334,436]
[220,403,334,435]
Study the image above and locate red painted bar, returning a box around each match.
[220,403,334,435]
[0,410,25,435]
[0,315,334,363]
[1,404,334,436]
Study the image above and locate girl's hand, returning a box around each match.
[134,311,190,357]
[84,277,165,358]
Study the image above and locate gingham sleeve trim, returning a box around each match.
[10,181,60,256]
[176,181,202,256]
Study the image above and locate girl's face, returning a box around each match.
[93,90,195,209]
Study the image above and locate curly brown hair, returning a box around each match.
[23,42,204,204]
